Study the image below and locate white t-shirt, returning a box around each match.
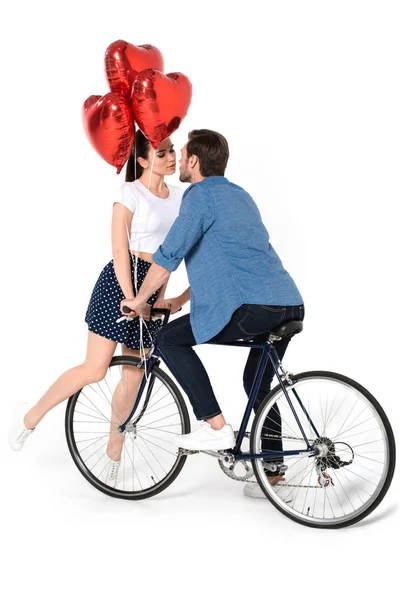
[114,179,184,253]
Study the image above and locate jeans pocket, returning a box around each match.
[258,305,287,313]
[237,305,287,336]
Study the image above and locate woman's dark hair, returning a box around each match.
[186,129,229,176]
[125,129,151,182]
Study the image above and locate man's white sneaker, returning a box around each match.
[8,403,35,451]
[103,459,121,487]
[243,482,293,503]
[174,422,235,451]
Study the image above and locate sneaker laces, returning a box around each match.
[16,428,33,443]
[108,460,120,480]
[199,422,212,431]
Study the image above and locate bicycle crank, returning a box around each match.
[218,453,254,481]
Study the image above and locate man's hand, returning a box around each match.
[152,299,172,312]
[154,296,183,315]
[119,298,151,321]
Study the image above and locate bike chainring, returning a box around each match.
[218,453,254,482]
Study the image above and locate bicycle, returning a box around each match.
[65,307,396,528]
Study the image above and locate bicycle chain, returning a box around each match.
[259,435,322,488]
[217,433,316,483]
[275,483,321,489]
[263,434,316,442]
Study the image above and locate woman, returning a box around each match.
[9,130,187,484]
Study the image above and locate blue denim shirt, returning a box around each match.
[152,176,303,344]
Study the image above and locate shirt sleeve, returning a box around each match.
[113,183,137,213]
[152,185,214,272]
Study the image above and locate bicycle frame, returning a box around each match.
[118,309,320,463]
[206,338,320,461]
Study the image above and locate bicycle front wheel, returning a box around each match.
[250,371,395,528]
[65,355,190,500]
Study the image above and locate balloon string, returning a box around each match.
[134,134,137,181]
[136,147,156,380]
[130,212,153,383]
[148,151,156,190]
[126,145,158,381]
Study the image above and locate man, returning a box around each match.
[121,129,304,496]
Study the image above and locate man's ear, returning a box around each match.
[189,155,198,169]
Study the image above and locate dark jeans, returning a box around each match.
[156,303,305,469]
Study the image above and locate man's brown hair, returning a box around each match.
[187,129,229,176]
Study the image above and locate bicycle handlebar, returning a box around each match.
[123,305,173,315]
[122,306,182,325]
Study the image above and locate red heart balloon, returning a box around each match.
[132,70,192,148]
[82,93,134,174]
[105,40,164,101]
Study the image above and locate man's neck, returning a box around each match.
[190,174,206,184]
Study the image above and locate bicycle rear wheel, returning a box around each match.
[65,355,190,499]
[250,371,395,528]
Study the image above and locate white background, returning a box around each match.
[1,1,399,598]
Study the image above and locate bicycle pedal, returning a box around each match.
[178,448,198,456]
[263,461,288,475]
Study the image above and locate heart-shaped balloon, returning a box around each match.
[82,93,134,173]
[105,40,164,101]
[132,70,192,148]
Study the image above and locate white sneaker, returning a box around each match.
[8,402,35,451]
[243,482,293,503]
[103,459,121,487]
[243,482,267,499]
[174,422,235,451]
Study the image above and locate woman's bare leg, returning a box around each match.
[24,331,118,430]
[106,345,150,461]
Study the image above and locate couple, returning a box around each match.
[9,128,304,499]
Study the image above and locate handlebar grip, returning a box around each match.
[122,305,181,315]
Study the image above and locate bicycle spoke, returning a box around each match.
[140,412,180,427]
[136,432,179,458]
[353,453,384,465]
[134,433,171,473]
[332,406,370,440]
[335,426,381,442]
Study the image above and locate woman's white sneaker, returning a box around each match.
[244,482,293,503]
[243,482,267,499]
[174,422,235,451]
[8,403,35,451]
[103,459,121,487]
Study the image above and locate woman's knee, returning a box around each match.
[121,345,150,358]
[81,362,108,383]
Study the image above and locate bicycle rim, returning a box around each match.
[251,371,395,528]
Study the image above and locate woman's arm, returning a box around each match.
[179,286,190,305]
[111,203,135,299]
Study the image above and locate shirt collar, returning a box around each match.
[183,176,229,197]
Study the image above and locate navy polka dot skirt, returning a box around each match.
[85,254,163,350]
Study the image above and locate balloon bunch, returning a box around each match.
[82,40,193,173]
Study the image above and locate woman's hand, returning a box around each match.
[153,296,183,315]
[119,298,151,321]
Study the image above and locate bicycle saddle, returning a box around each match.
[269,319,303,339]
